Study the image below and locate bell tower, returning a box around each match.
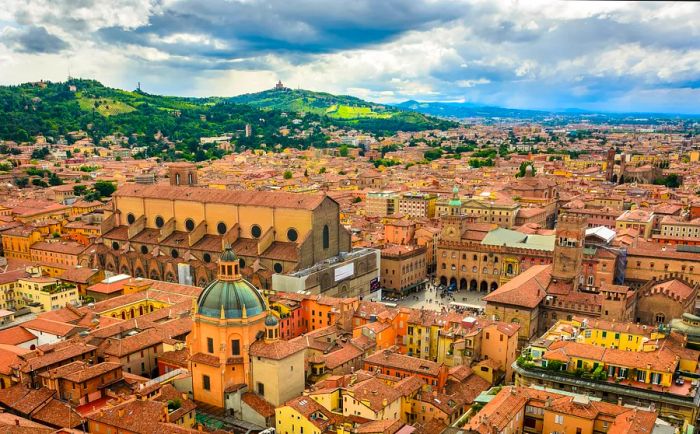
[169,162,198,187]
[552,213,586,285]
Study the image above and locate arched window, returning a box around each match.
[655,313,665,324]
[188,173,194,185]
[155,216,165,228]
[322,225,330,249]
[185,218,195,231]
[202,253,211,263]
[175,173,180,185]
[507,263,514,275]
[127,213,135,225]
[140,245,148,255]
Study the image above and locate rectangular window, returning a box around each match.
[207,337,214,354]
[554,414,564,424]
[257,382,265,396]
[202,375,211,391]
[232,339,240,356]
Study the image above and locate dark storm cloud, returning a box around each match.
[5,25,69,53]
[96,0,464,57]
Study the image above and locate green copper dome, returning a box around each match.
[220,245,238,262]
[197,278,267,319]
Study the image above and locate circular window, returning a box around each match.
[273,263,283,273]
[185,218,195,231]
[251,224,262,238]
[111,241,119,251]
[203,253,211,263]
[140,245,148,254]
[287,228,298,242]
[217,222,227,235]
[155,216,165,228]
[239,258,246,268]
[171,249,179,259]
[126,213,135,225]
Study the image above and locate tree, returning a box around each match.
[32,178,48,187]
[319,167,326,174]
[516,162,536,177]
[93,181,116,198]
[339,145,349,157]
[31,147,50,160]
[283,170,293,179]
[73,184,88,195]
[304,168,308,177]
[14,177,28,188]
[423,148,443,161]
[48,172,63,186]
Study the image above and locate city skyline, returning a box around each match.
[1,1,699,113]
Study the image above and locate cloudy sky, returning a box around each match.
[1,0,699,113]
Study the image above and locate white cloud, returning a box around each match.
[0,0,698,112]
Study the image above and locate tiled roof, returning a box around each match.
[115,184,329,210]
[241,392,275,418]
[249,338,306,360]
[364,350,442,377]
[31,398,84,428]
[0,326,37,345]
[482,264,550,308]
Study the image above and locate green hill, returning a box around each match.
[229,88,456,132]
[0,80,456,161]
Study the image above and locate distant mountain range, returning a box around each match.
[394,100,700,122]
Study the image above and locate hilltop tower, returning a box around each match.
[552,214,586,285]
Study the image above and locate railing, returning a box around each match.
[513,362,700,408]
[139,368,188,390]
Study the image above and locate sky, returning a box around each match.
[0,0,699,113]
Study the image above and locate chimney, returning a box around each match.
[382,398,388,407]
[118,408,124,418]
[545,397,552,408]
[14,419,19,427]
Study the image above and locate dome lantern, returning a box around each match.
[195,246,267,320]
[218,244,241,281]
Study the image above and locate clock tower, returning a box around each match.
[441,186,469,242]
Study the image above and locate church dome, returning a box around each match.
[264,314,279,326]
[197,278,267,319]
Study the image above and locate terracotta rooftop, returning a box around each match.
[115,183,330,210]
[482,264,550,308]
